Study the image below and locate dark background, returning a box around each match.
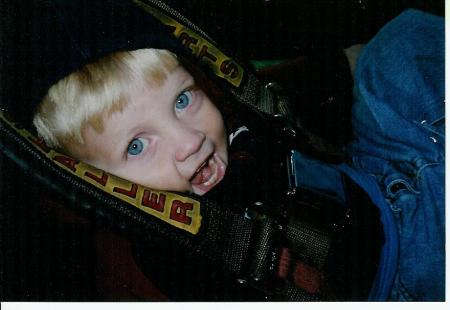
[1,0,445,301]
[164,0,444,60]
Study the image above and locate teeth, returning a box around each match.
[203,157,218,186]
[190,153,226,195]
[194,159,208,175]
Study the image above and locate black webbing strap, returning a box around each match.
[0,112,270,293]
[0,109,383,301]
[0,0,294,297]
[135,0,268,117]
[1,0,382,299]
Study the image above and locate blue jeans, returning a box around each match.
[348,9,445,301]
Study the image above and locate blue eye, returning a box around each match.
[175,90,193,111]
[127,138,147,156]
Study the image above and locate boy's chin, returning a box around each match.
[191,173,225,196]
[192,182,217,196]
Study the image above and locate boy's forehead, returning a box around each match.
[69,124,119,167]
[128,65,194,106]
[164,65,193,85]
[68,64,195,159]
[63,137,97,164]
[132,64,191,95]
[102,66,187,120]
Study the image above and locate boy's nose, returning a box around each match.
[174,129,206,162]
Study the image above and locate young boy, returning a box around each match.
[33,49,228,196]
[5,0,444,301]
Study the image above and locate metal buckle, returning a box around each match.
[237,210,287,300]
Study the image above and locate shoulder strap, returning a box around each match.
[0,111,276,300]
[1,110,384,301]
[1,0,384,301]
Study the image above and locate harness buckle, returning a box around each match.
[237,209,287,300]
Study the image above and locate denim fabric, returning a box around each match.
[292,151,398,300]
[348,9,445,301]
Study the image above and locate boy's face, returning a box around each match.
[68,65,228,195]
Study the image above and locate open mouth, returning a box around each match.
[190,153,226,195]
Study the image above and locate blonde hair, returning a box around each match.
[33,49,178,149]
